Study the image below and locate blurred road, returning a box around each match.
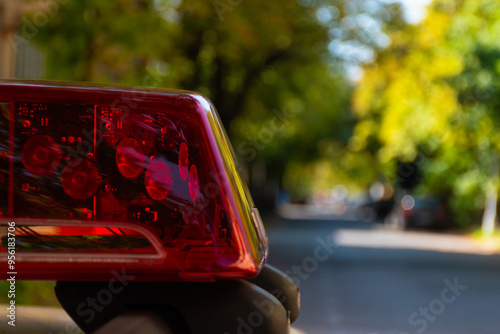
[267,217,500,334]
[4,214,500,334]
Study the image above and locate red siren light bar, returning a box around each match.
[0,80,267,281]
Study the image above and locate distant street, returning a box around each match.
[267,216,500,334]
[4,214,500,334]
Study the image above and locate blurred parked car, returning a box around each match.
[384,193,450,230]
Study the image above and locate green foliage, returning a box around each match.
[352,0,500,224]
[31,0,403,197]
[0,281,59,306]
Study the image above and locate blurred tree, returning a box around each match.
[31,0,404,204]
[352,0,500,230]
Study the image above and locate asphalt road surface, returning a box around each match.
[267,217,500,334]
[3,215,500,334]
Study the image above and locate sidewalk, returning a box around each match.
[334,228,500,255]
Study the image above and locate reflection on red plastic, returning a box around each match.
[145,161,172,200]
[22,135,62,176]
[116,137,145,179]
[179,142,189,180]
[189,164,198,201]
[61,160,101,199]
[0,82,267,282]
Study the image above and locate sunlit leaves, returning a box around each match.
[352,0,500,223]
[30,0,406,199]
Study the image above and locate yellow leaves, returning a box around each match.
[352,68,384,117]
[351,2,468,164]
[425,49,464,77]
[349,119,377,151]
[388,30,411,48]
[366,67,458,162]
[419,11,452,46]
[348,0,500,223]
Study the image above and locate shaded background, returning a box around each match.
[2,0,500,333]
[2,0,497,227]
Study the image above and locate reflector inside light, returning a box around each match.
[179,142,189,180]
[145,160,172,201]
[22,135,62,176]
[189,164,198,201]
[116,137,145,179]
[61,159,101,199]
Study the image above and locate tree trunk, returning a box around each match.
[482,152,499,235]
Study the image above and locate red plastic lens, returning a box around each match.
[0,81,267,282]
[189,164,198,201]
[145,161,172,200]
[61,160,101,199]
[179,142,189,180]
[116,137,145,179]
[22,135,62,176]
